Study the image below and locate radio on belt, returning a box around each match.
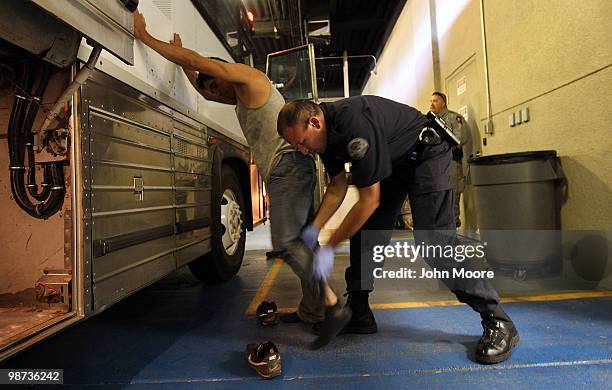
[426,111,460,146]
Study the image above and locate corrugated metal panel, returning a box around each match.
[81,70,212,311]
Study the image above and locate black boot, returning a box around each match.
[475,313,520,364]
[311,302,352,349]
[342,291,378,334]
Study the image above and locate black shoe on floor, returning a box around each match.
[312,307,377,335]
[341,308,378,334]
[343,291,378,334]
[475,315,520,364]
[279,312,303,324]
[310,303,352,349]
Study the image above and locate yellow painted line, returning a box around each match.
[272,290,612,314]
[244,252,349,316]
[244,258,284,316]
[499,290,612,303]
[371,300,461,309]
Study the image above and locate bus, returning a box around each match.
[0,0,268,361]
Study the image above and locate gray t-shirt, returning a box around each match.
[235,84,294,183]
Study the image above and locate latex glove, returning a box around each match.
[313,245,334,281]
[300,224,320,250]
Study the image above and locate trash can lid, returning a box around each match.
[468,150,557,165]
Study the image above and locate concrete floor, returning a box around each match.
[1,224,611,388]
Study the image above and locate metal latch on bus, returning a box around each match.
[133,176,144,201]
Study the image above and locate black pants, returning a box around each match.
[346,144,507,319]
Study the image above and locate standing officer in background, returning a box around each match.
[430,92,470,227]
[277,96,519,364]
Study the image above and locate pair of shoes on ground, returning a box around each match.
[245,341,282,379]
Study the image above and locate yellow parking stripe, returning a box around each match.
[499,290,612,303]
[369,291,612,309]
[244,258,284,316]
[245,251,612,315]
[274,291,612,313]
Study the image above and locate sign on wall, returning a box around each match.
[457,76,466,95]
[458,105,469,122]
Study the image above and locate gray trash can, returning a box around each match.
[468,151,566,279]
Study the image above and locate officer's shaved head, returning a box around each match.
[277,100,327,155]
[277,100,322,136]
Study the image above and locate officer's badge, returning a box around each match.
[347,137,369,160]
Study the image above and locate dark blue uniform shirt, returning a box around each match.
[320,95,430,188]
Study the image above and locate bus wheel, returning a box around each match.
[189,165,246,283]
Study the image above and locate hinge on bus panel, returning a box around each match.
[133,176,144,201]
[35,269,72,312]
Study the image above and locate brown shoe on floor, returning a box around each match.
[245,341,282,379]
[256,301,279,326]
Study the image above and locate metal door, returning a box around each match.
[82,71,175,312]
[445,55,484,232]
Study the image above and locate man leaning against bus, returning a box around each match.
[133,9,350,348]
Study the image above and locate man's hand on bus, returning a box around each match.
[133,10,148,40]
[170,33,183,48]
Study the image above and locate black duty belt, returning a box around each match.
[409,112,460,161]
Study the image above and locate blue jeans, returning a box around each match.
[268,152,324,323]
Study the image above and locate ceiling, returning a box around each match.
[242,0,407,97]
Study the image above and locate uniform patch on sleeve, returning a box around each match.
[347,138,369,160]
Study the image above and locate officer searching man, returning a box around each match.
[133,10,351,349]
[277,96,519,364]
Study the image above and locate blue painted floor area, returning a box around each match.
[2,228,611,388]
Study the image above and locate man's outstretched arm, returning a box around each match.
[133,10,256,85]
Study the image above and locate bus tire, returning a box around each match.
[189,165,246,283]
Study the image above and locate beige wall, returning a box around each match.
[362,0,436,109]
[363,0,612,229]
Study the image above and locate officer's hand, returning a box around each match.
[313,245,334,281]
[300,224,320,250]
